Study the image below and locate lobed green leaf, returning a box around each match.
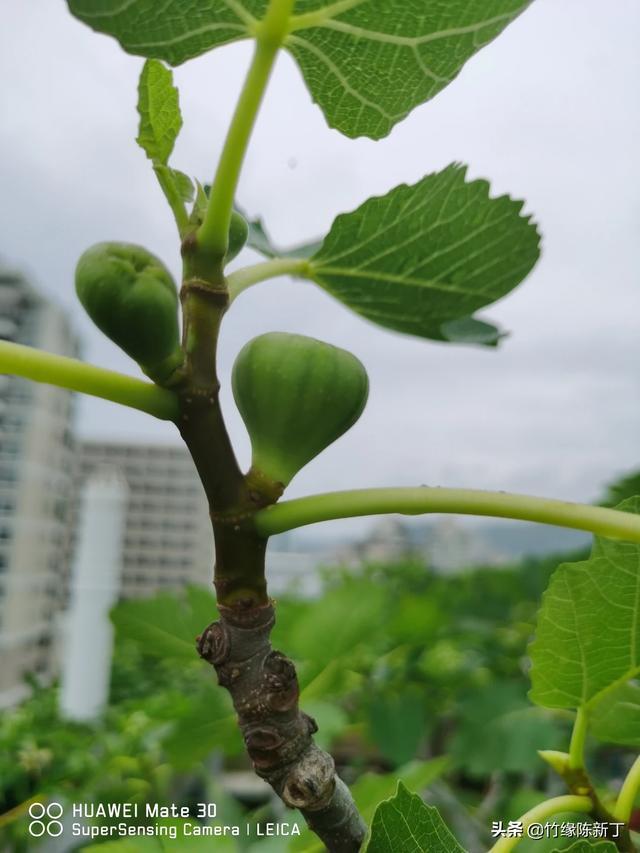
[308,164,539,345]
[529,498,640,711]
[589,681,640,747]
[352,761,450,827]
[67,0,255,65]
[67,0,532,139]
[287,0,532,139]
[364,782,465,853]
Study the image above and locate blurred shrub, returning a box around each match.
[0,550,592,850]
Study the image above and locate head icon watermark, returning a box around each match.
[28,802,64,837]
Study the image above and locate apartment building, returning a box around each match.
[73,441,215,597]
[0,269,78,707]
[73,442,330,600]
[0,268,319,706]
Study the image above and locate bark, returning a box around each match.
[197,601,367,852]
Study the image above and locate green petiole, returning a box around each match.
[227,257,311,300]
[614,755,640,823]
[253,486,640,542]
[198,0,295,261]
[153,164,190,236]
[488,795,593,853]
[568,707,588,770]
[0,340,179,421]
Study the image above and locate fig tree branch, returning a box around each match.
[252,485,640,543]
[197,602,366,853]
[0,340,179,420]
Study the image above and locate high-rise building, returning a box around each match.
[73,442,323,599]
[0,269,78,707]
[0,267,322,708]
[73,441,215,597]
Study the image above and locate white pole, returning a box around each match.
[60,470,127,721]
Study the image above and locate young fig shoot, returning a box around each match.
[232,332,369,488]
[75,242,183,385]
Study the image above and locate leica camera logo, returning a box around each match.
[28,802,64,837]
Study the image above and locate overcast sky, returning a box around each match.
[1,1,639,534]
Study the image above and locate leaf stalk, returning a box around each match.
[252,486,640,542]
[227,257,311,300]
[0,340,178,420]
[198,0,295,260]
[153,164,190,236]
[568,707,588,770]
[615,755,640,823]
[488,795,592,853]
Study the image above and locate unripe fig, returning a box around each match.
[232,332,369,486]
[75,242,182,383]
[227,210,249,263]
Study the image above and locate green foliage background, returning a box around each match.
[5,545,627,852]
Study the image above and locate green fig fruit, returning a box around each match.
[226,210,249,263]
[232,332,369,486]
[75,242,182,383]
